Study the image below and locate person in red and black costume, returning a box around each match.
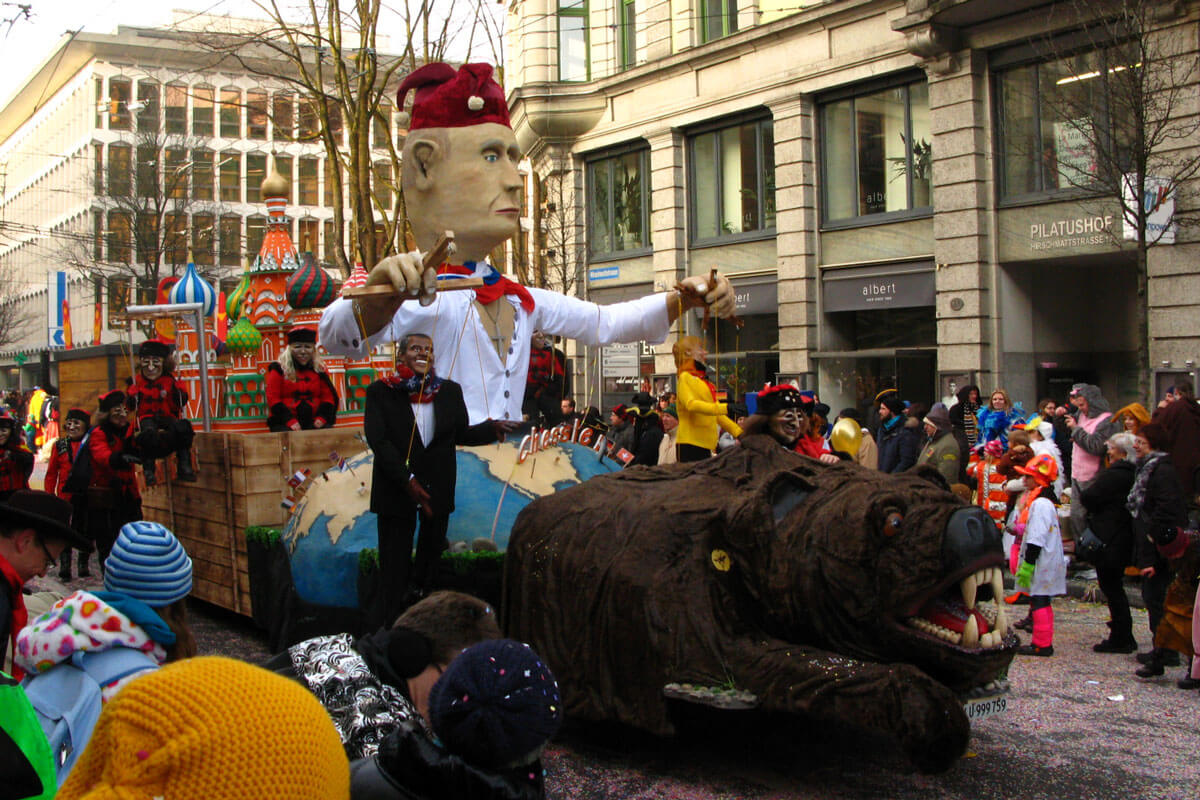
[266,327,339,432]
[522,329,566,427]
[364,332,516,627]
[0,412,34,501]
[84,390,143,575]
[126,339,196,485]
[43,407,94,579]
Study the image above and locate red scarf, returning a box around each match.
[793,433,827,459]
[0,553,27,680]
[686,368,718,400]
[438,262,535,312]
[384,366,442,404]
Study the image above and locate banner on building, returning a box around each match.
[47,271,67,348]
[1122,174,1176,245]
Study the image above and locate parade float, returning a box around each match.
[138,163,617,643]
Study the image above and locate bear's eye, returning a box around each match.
[882,512,904,537]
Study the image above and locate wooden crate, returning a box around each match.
[142,427,366,616]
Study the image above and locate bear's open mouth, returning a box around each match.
[902,566,1010,650]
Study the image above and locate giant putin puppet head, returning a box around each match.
[398,63,521,264]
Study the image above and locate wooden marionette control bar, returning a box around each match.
[342,231,486,299]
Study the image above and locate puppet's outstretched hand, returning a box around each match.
[678,272,736,319]
[367,251,438,306]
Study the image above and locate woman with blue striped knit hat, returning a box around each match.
[15,521,197,786]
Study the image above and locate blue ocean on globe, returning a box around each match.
[285,440,620,608]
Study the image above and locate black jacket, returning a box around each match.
[1130,456,1189,570]
[364,379,497,518]
[629,415,664,467]
[1078,459,1136,571]
[877,416,921,473]
[349,720,543,800]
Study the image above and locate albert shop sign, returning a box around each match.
[821,261,935,313]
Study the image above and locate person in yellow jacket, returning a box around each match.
[673,336,741,462]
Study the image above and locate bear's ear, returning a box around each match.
[909,463,951,492]
[769,473,814,525]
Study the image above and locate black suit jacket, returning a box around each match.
[364,378,497,518]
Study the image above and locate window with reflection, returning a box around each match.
[107,144,132,196]
[557,0,588,82]
[220,87,241,138]
[94,77,104,128]
[136,146,157,197]
[191,149,214,201]
[821,79,931,222]
[193,213,215,266]
[192,86,214,136]
[247,91,268,139]
[246,153,267,203]
[997,44,1137,198]
[165,84,187,134]
[689,116,775,242]
[299,157,319,206]
[93,211,104,260]
[220,216,242,266]
[272,93,293,140]
[135,213,157,265]
[94,145,104,193]
[587,146,649,257]
[109,79,132,131]
[220,151,241,203]
[275,155,294,203]
[107,211,132,263]
[137,81,159,132]
[701,0,737,43]
[299,98,319,140]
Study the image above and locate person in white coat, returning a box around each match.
[1009,454,1067,657]
[320,62,735,425]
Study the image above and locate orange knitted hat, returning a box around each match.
[57,656,349,799]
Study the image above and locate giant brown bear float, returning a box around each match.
[503,435,1017,772]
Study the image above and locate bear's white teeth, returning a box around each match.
[905,615,1007,649]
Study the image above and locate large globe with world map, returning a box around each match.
[282,438,620,608]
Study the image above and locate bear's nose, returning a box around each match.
[942,506,1002,576]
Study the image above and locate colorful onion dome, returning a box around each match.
[226,271,251,321]
[340,261,369,297]
[168,261,217,316]
[286,251,336,309]
[225,316,263,355]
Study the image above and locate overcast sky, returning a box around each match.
[0,1,505,107]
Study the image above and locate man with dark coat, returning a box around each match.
[364,333,517,627]
[627,392,664,467]
[877,395,920,473]
[1151,378,1200,504]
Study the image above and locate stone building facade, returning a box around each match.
[507,0,1200,413]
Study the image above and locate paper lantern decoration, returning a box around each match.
[286,252,336,309]
[227,271,251,321]
[169,261,218,316]
[340,261,369,297]
[225,316,262,355]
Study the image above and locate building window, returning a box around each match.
[193,213,215,266]
[220,215,242,266]
[107,143,132,196]
[135,212,157,265]
[299,157,319,206]
[165,83,187,134]
[191,149,214,201]
[92,210,104,260]
[165,148,188,199]
[272,93,293,140]
[689,116,775,242]
[700,0,737,43]
[165,213,187,266]
[136,145,157,197]
[246,216,267,261]
[220,87,241,138]
[618,0,636,70]
[298,98,319,140]
[192,86,214,137]
[109,78,132,131]
[247,91,268,140]
[137,81,159,132]
[820,79,931,223]
[373,161,392,210]
[275,155,294,203]
[94,77,104,128]
[246,153,267,203]
[298,218,319,253]
[557,0,588,82]
[94,145,104,193]
[107,211,132,263]
[587,147,649,256]
[220,151,241,203]
[996,45,1136,199]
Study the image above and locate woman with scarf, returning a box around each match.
[266,326,339,432]
[1007,454,1065,657]
[976,388,1021,449]
[949,384,982,449]
[364,333,514,627]
[1127,422,1189,678]
[673,336,740,462]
